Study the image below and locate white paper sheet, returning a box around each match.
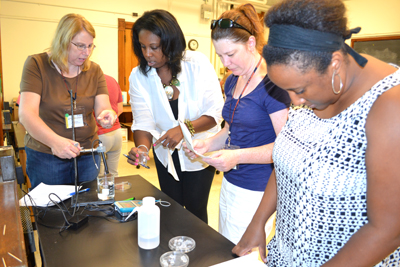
[19,183,80,207]
[209,251,265,267]
[150,130,179,181]
[178,120,210,158]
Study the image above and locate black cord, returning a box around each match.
[21,189,39,222]
[49,193,72,216]
[91,139,101,172]
[82,203,137,223]
[21,189,74,233]
[84,203,114,215]
[48,193,74,233]
[90,138,109,175]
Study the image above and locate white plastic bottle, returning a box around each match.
[138,196,160,249]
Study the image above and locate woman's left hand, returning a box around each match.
[203,149,240,172]
[153,126,183,150]
[97,109,117,128]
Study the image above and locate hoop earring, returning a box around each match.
[332,70,343,95]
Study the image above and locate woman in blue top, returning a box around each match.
[184,3,290,244]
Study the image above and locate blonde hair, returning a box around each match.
[212,4,265,53]
[48,14,95,73]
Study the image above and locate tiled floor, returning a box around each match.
[118,141,222,231]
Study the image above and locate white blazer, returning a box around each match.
[129,50,224,179]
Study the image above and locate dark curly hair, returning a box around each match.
[211,3,265,53]
[264,0,350,74]
[132,10,186,77]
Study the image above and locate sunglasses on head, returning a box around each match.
[210,19,252,35]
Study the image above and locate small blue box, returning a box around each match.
[115,200,141,216]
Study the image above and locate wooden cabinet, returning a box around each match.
[0,180,28,267]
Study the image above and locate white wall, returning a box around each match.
[345,0,400,37]
[1,0,400,103]
[0,0,211,103]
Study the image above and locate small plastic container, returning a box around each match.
[160,251,189,267]
[169,236,196,253]
[115,181,131,191]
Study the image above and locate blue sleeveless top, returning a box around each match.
[222,74,290,191]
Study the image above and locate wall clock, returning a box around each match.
[188,39,199,51]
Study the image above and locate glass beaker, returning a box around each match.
[97,173,115,200]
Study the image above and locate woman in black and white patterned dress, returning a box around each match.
[232,0,400,266]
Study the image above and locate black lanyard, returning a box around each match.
[61,67,79,110]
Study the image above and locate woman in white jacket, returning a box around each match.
[127,9,224,223]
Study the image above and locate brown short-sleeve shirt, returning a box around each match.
[20,52,108,154]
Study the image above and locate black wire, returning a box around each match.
[48,193,76,233]
[49,194,71,215]
[83,203,137,223]
[21,189,39,222]
[69,87,80,218]
[91,138,101,173]
[21,187,138,233]
[49,193,72,215]
[21,190,72,232]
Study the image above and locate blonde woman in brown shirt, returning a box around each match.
[19,14,116,189]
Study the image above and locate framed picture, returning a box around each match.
[351,35,400,66]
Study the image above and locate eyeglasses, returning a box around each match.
[210,19,252,35]
[71,42,96,51]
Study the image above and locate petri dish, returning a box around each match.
[115,181,131,191]
[160,251,189,267]
[168,236,196,253]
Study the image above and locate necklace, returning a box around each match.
[61,66,80,110]
[227,56,262,146]
[162,76,180,100]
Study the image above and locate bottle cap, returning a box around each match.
[142,196,155,205]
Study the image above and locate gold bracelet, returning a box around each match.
[184,119,195,137]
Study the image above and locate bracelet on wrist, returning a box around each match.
[137,144,149,152]
[184,119,195,137]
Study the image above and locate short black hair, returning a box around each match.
[132,10,186,76]
[264,0,349,74]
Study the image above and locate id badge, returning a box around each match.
[223,144,240,170]
[223,144,240,150]
[64,106,86,129]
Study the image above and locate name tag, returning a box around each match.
[65,113,84,128]
[223,144,240,170]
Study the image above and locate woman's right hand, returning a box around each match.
[51,138,81,159]
[183,139,208,160]
[126,147,140,166]
[127,146,150,166]
[232,221,267,263]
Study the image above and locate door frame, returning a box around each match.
[118,18,134,92]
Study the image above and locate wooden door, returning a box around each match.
[118,18,139,104]
[0,25,4,145]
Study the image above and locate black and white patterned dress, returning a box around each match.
[268,69,400,267]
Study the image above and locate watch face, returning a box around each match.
[188,39,198,51]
